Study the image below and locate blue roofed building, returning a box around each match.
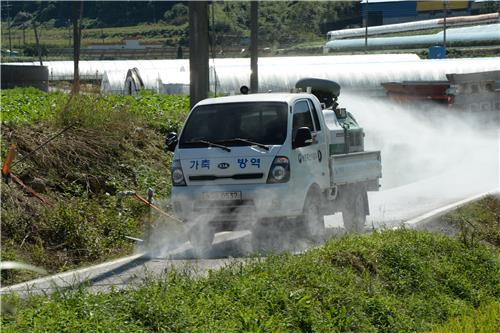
[361,0,473,26]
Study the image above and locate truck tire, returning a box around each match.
[188,223,215,257]
[343,189,367,233]
[303,190,325,241]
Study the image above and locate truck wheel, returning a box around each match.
[343,189,367,233]
[303,191,325,241]
[188,224,215,258]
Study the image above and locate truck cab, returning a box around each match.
[166,80,381,253]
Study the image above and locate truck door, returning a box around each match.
[307,98,329,187]
[291,99,325,197]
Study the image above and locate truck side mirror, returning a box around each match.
[293,127,313,149]
[165,132,178,152]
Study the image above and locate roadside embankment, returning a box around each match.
[2,226,498,332]
[1,88,189,285]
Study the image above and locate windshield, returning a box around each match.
[179,102,288,148]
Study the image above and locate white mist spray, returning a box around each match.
[139,94,498,258]
[338,93,499,225]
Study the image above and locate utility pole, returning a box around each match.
[189,1,209,109]
[32,20,43,65]
[364,0,369,53]
[72,1,83,95]
[68,20,72,47]
[7,1,12,52]
[250,1,258,93]
[443,0,448,51]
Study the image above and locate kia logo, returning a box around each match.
[218,162,230,169]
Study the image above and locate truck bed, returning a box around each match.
[329,151,382,189]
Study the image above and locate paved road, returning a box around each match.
[3,189,496,297]
[2,145,497,296]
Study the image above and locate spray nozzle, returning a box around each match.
[147,188,154,204]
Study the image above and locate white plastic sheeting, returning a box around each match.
[326,13,499,40]
[216,57,500,97]
[5,54,499,97]
[119,56,500,97]
[101,70,127,94]
[5,54,419,84]
[161,69,190,95]
[124,67,191,95]
[110,54,422,95]
[6,59,189,81]
[326,24,500,51]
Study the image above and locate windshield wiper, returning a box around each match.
[219,138,270,151]
[185,139,231,152]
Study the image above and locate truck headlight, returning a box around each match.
[172,159,186,186]
[267,156,290,183]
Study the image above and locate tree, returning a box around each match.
[163,3,188,25]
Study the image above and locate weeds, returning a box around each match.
[429,301,500,333]
[444,195,500,248]
[1,230,498,332]
[1,88,190,285]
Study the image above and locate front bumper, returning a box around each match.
[171,183,304,228]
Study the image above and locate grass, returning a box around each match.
[1,229,499,332]
[1,88,190,285]
[444,194,499,248]
[429,301,499,333]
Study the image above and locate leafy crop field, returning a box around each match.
[2,229,499,332]
[1,88,189,284]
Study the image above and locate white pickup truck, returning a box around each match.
[166,79,382,252]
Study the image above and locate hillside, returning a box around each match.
[1,1,357,50]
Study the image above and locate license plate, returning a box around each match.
[202,191,242,201]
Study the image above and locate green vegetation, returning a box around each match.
[0,87,66,123]
[1,88,190,285]
[2,1,497,61]
[2,229,499,332]
[1,1,357,54]
[429,301,499,333]
[1,89,498,330]
[444,194,499,248]
[0,22,185,49]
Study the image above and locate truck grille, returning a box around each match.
[189,173,264,181]
[193,199,256,219]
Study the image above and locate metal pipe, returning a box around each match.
[365,0,369,53]
[443,0,448,51]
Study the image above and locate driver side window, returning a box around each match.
[292,100,314,139]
